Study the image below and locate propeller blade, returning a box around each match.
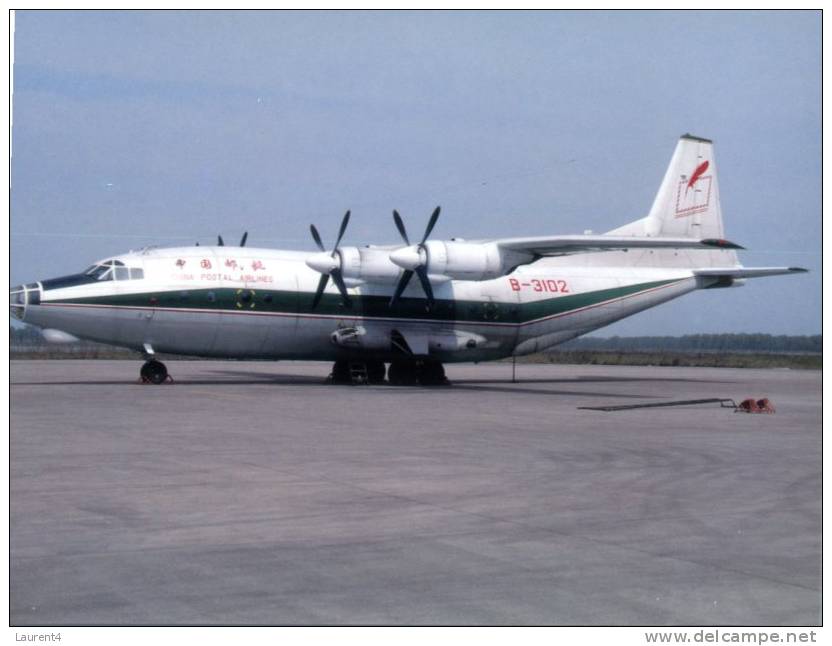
[240,231,248,247]
[309,211,351,306]
[333,210,351,250]
[421,206,441,244]
[311,273,329,309]
[389,269,414,307]
[392,210,410,245]
[218,235,225,246]
[415,265,435,308]
[310,224,325,251]
[330,268,351,307]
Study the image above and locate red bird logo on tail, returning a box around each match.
[686,160,709,192]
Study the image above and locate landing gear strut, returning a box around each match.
[366,360,386,384]
[388,360,417,385]
[140,359,171,384]
[417,359,448,386]
[328,359,387,385]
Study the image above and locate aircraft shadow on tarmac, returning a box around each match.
[12,369,734,401]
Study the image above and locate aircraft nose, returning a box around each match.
[10,285,26,320]
[10,283,41,321]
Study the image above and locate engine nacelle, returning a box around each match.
[338,246,402,283]
[421,241,504,280]
[321,241,527,284]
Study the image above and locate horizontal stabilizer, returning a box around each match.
[496,235,743,257]
[693,267,808,279]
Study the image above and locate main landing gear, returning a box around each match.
[389,359,448,386]
[328,359,386,385]
[328,359,448,386]
[139,359,172,384]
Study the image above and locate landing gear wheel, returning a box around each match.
[366,360,387,384]
[417,360,448,386]
[140,360,169,385]
[388,361,419,386]
[328,359,352,384]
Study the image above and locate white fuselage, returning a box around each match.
[17,245,702,362]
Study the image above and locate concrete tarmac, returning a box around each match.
[10,360,821,626]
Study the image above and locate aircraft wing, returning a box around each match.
[693,267,809,278]
[495,235,744,257]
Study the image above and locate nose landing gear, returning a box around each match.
[139,359,172,384]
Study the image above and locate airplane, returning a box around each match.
[10,134,807,385]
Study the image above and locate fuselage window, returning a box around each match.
[206,291,217,303]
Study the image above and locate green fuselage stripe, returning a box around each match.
[44,279,681,325]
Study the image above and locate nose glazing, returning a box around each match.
[10,285,26,320]
[10,283,41,321]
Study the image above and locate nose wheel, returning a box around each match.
[140,359,172,384]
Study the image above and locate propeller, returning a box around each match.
[306,210,352,309]
[389,206,440,308]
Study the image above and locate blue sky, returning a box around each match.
[11,10,821,334]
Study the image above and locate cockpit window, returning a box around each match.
[85,264,112,280]
[84,260,143,281]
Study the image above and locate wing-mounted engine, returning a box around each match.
[306,210,355,308]
[386,206,531,308]
[337,246,403,283]
[304,206,531,311]
[397,239,519,281]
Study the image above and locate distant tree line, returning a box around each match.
[558,333,821,354]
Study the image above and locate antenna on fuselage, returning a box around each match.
[213,232,247,247]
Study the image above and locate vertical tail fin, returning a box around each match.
[608,134,738,267]
[610,134,725,238]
